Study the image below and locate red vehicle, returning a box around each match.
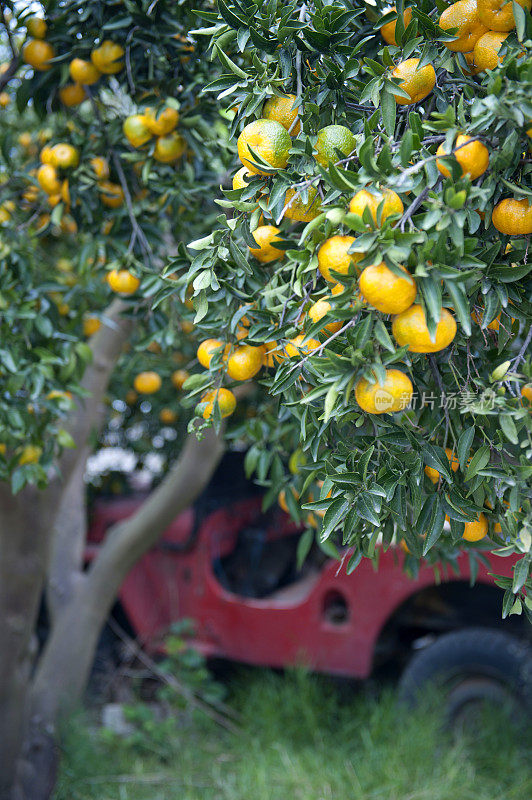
[89,453,532,717]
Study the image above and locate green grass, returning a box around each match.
[55,669,532,800]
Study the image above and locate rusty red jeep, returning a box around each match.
[88,453,532,717]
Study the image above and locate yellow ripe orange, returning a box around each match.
[144,106,179,136]
[283,187,321,222]
[69,58,101,85]
[317,235,360,282]
[462,512,488,541]
[201,388,237,420]
[160,408,178,424]
[90,156,109,180]
[47,193,61,208]
[134,371,162,394]
[278,486,300,512]
[477,0,531,32]
[18,132,32,148]
[106,269,140,294]
[359,263,416,314]
[461,50,482,75]
[26,17,47,39]
[83,316,101,336]
[492,198,532,235]
[263,341,281,367]
[391,58,436,105]
[439,0,488,52]
[308,298,342,334]
[40,145,54,164]
[37,164,61,194]
[436,134,489,180]
[237,119,291,175]
[425,447,460,483]
[98,181,124,208]
[232,166,254,191]
[314,125,356,168]
[380,6,413,45]
[521,383,532,408]
[18,445,42,465]
[47,390,73,401]
[226,344,264,381]
[123,115,152,147]
[249,225,285,263]
[392,305,457,353]
[171,369,189,389]
[263,94,301,135]
[50,143,79,169]
[0,92,10,107]
[355,368,413,414]
[91,40,124,75]
[284,334,321,358]
[153,132,186,163]
[473,30,509,71]
[349,187,403,225]
[59,83,86,107]
[23,39,55,71]
[197,339,227,369]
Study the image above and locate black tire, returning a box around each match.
[398,627,532,725]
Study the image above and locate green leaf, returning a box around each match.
[321,497,350,540]
[499,414,519,445]
[512,557,529,594]
[381,90,396,137]
[457,425,475,470]
[422,444,452,482]
[465,445,490,481]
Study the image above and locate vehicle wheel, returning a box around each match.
[398,627,532,727]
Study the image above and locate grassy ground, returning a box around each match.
[55,668,532,800]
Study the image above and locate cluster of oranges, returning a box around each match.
[126,368,190,425]
[123,104,186,164]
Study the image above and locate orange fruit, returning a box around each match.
[26,17,47,39]
[392,305,457,353]
[37,164,61,194]
[98,181,124,208]
[40,144,54,164]
[283,187,321,222]
[69,58,101,85]
[23,40,55,71]
[248,225,285,263]
[0,92,10,107]
[18,132,32,148]
[349,187,403,225]
[237,119,291,175]
[461,50,482,75]
[201,388,237,419]
[123,115,152,147]
[521,383,532,408]
[171,369,189,389]
[134,371,161,394]
[477,0,531,32]
[263,341,281,367]
[47,390,73,401]
[83,316,101,336]
[144,106,179,136]
[91,40,124,74]
[90,156,110,180]
[436,134,489,180]
[425,447,460,483]
[355,369,413,414]
[160,408,178,424]
[278,486,300,512]
[232,166,254,191]
[492,198,532,235]
[473,30,509,71]
[226,344,264,381]
[153,132,186,163]
[18,445,42,465]
[359,263,416,314]
[106,269,140,294]
[380,6,413,45]
[317,235,361,282]
[314,125,356,168]
[197,339,227,369]
[263,94,301,135]
[59,83,86,107]
[462,512,488,541]
[50,143,79,169]
[308,298,342,334]
[391,58,436,105]
[284,334,321,358]
[439,0,488,52]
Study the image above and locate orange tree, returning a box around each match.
[179,1,532,612]
[0,2,237,797]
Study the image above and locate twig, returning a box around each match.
[295,4,307,100]
[397,185,431,232]
[511,324,532,372]
[286,317,358,374]
[0,2,19,91]
[124,26,139,95]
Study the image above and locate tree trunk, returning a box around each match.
[14,426,226,800]
[0,485,61,800]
